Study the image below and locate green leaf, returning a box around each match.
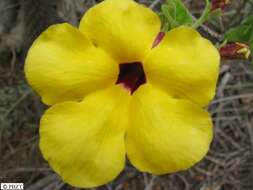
[224,14,253,63]
[160,0,193,31]
[225,14,253,43]
[225,25,253,42]
[243,14,253,25]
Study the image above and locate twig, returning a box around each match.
[211,93,253,104]
[192,15,223,41]
[246,118,253,150]
[3,167,51,174]
[149,0,161,9]
[1,89,32,120]
[26,174,59,190]
[144,174,157,190]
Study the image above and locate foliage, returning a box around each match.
[160,0,193,31]
[225,14,253,60]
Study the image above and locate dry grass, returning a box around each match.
[0,0,253,189]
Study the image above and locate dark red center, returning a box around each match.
[116,62,146,94]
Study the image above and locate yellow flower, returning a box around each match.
[24,0,220,188]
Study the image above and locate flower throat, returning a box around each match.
[116,62,146,94]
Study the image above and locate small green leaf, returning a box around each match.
[160,0,193,31]
[225,14,253,43]
[225,25,253,42]
[224,15,253,62]
[243,14,253,25]
[161,4,178,29]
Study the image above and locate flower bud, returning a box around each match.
[220,42,251,59]
[211,0,230,11]
[152,32,165,48]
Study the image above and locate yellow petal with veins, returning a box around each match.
[40,86,130,188]
[126,84,213,174]
[25,23,118,105]
[80,0,161,63]
[143,26,220,106]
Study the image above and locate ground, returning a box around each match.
[0,0,253,190]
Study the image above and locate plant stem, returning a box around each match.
[192,0,211,29]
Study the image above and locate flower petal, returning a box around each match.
[126,84,213,174]
[79,0,161,63]
[25,23,118,105]
[143,26,220,106]
[40,86,130,188]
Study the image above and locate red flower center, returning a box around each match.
[116,62,146,94]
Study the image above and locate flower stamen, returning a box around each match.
[116,62,146,94]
